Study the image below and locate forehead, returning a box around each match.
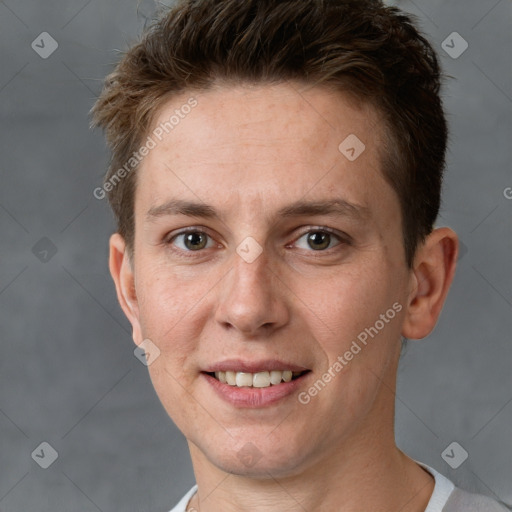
[136,82,392,218]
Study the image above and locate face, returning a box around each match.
[120,83,415,477]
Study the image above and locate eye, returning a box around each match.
[168,230,216,251]
[294,230,342,251]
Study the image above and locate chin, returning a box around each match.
[195,430,311,479]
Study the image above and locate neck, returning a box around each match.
[187,428,434,511]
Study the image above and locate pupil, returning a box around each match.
[308,232,330,250]
[185,232,206,250]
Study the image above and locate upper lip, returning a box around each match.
[203,359,310,373]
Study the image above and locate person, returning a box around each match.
[91,0,510,510]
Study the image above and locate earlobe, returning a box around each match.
[402,227,458,340]
[109,233,143,345]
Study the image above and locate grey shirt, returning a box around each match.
[417,461,509,512]
[444,486,510,511]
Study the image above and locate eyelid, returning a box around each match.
[164,226,220,253]
[289,226,352,248]
[165,226,212,242]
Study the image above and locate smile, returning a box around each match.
[208,370,308,388]
[202,360,312,407]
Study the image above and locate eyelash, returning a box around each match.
[164,226,351,257]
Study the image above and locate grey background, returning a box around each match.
[0,0,510,511]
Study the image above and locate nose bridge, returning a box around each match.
[215,243,288,335]
[232,246,271,297]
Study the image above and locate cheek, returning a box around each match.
[135,264,211,429]
[302,264,397,342]
[134,262,209,366]
[301,269,403,420]
[300,264,405,406]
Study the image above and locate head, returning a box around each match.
[93,0,457,478]
[93,0,448,269]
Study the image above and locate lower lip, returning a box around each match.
[202,372,310,408]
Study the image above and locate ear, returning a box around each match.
[109,233,143,345]
[402,227,458,340]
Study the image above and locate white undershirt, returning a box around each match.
[415,460,455,512]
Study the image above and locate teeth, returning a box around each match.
[253,371,271,388]
[270,370,283,385]
[235,372,253,387]
[213,370,303,388]
[282,370,293,382]
[225,371,236,386]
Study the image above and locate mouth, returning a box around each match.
[201,360,312,407]
[205,369,310,388]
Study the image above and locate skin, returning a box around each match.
[109,82,458,511]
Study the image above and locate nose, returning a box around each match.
[214,247,290,337]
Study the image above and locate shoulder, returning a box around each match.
[413,459,510,512]
[443,486,511,512]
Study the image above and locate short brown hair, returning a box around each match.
[92,0,447,267]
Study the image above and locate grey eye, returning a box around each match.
[295,231,340,251]
[172,231,213,251]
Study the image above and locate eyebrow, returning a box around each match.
[278,199,370,221]
[145,198,370,222]
[146,199,218,220]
